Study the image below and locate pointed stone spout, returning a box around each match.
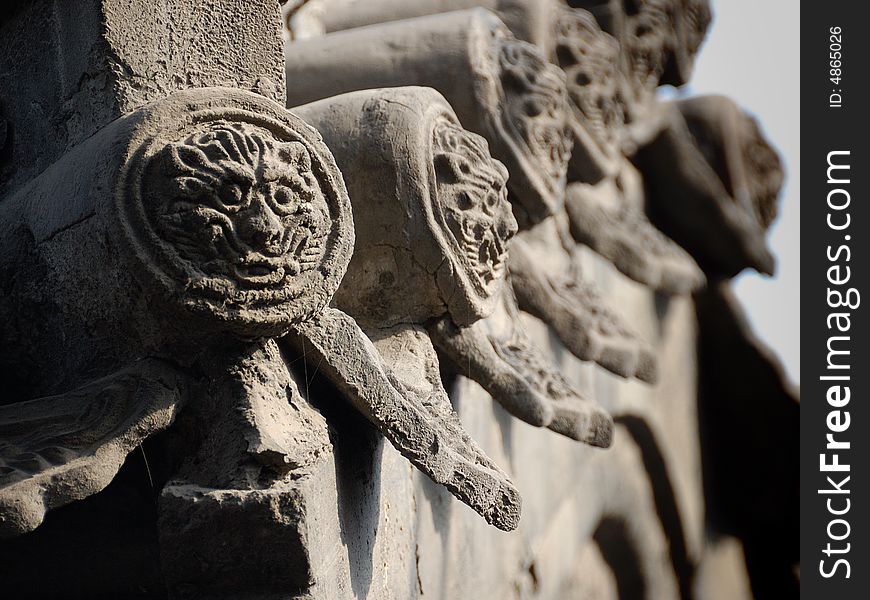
[285,8,573,226]
[634,95,784,277]
[509,218,659,383]
[287,310,522,531]
[291,87,523,528]
[429,282,614,447]
[565,160,704,294]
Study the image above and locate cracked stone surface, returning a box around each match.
[0,0,791,597]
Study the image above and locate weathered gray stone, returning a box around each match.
[569,0,713,92]
[287,309,522,531]
[554,6,625,184]
[565,160,704,294]
[0,359,187,538]
[509,218,659,382]
[284,9,573,226]
[294,87,518,328]
[0,0,793,597]
[430,282,614,446]
[290,87,522,529]
[0,0,286,201]
[0,87,353,397]
[635,95,784,277]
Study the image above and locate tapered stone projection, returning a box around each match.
[0,0,795,598]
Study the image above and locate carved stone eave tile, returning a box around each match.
[565,158,704,295]
[429,280,614,448]
[283,8,574,227]
[633,95,784,278]
[508,217,659,383]
[569,0,713,88]
[286,0,560,49]
[554,6,624,185]
[0,88,351,537]
[283,0,630,188]
[568,0,712,150]
[290,87,522,530]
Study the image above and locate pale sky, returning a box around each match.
[679,0,800,384]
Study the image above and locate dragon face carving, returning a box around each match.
[740,116,784,231]
[624,0,673,94]
[432,117,517,298]
[117,95,352,336]
[497,40,573,188]
[555,8,623,153]
[152,123,330,298]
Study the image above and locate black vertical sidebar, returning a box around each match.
[801,4,870,598]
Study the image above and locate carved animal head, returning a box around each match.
[683,0,713,57]
[554,8,624,152]
[150,123,330,307]
[497,40,573,187]
[432,118,517,298]
[740,114,784,231]
[623,0,674,93]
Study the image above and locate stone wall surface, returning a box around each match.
[0,1,797,599]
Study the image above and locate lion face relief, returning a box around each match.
[150,123,330,305]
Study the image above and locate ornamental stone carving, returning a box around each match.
[555,6,625,184]
[430,282,614,446]
[635,95,784,277]
[565,160,704,294]
[1,0,795,597]
[0,87,353,541]
[432,116,514,296]
[292,86,522,529]
[283,8,573,225]
[117,103,351,335]
[509,218,659,383]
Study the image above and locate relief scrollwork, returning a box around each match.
[282,8,574,226]
[494,37,574,223]
[432,116,516,300]
[554,6,624,183]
